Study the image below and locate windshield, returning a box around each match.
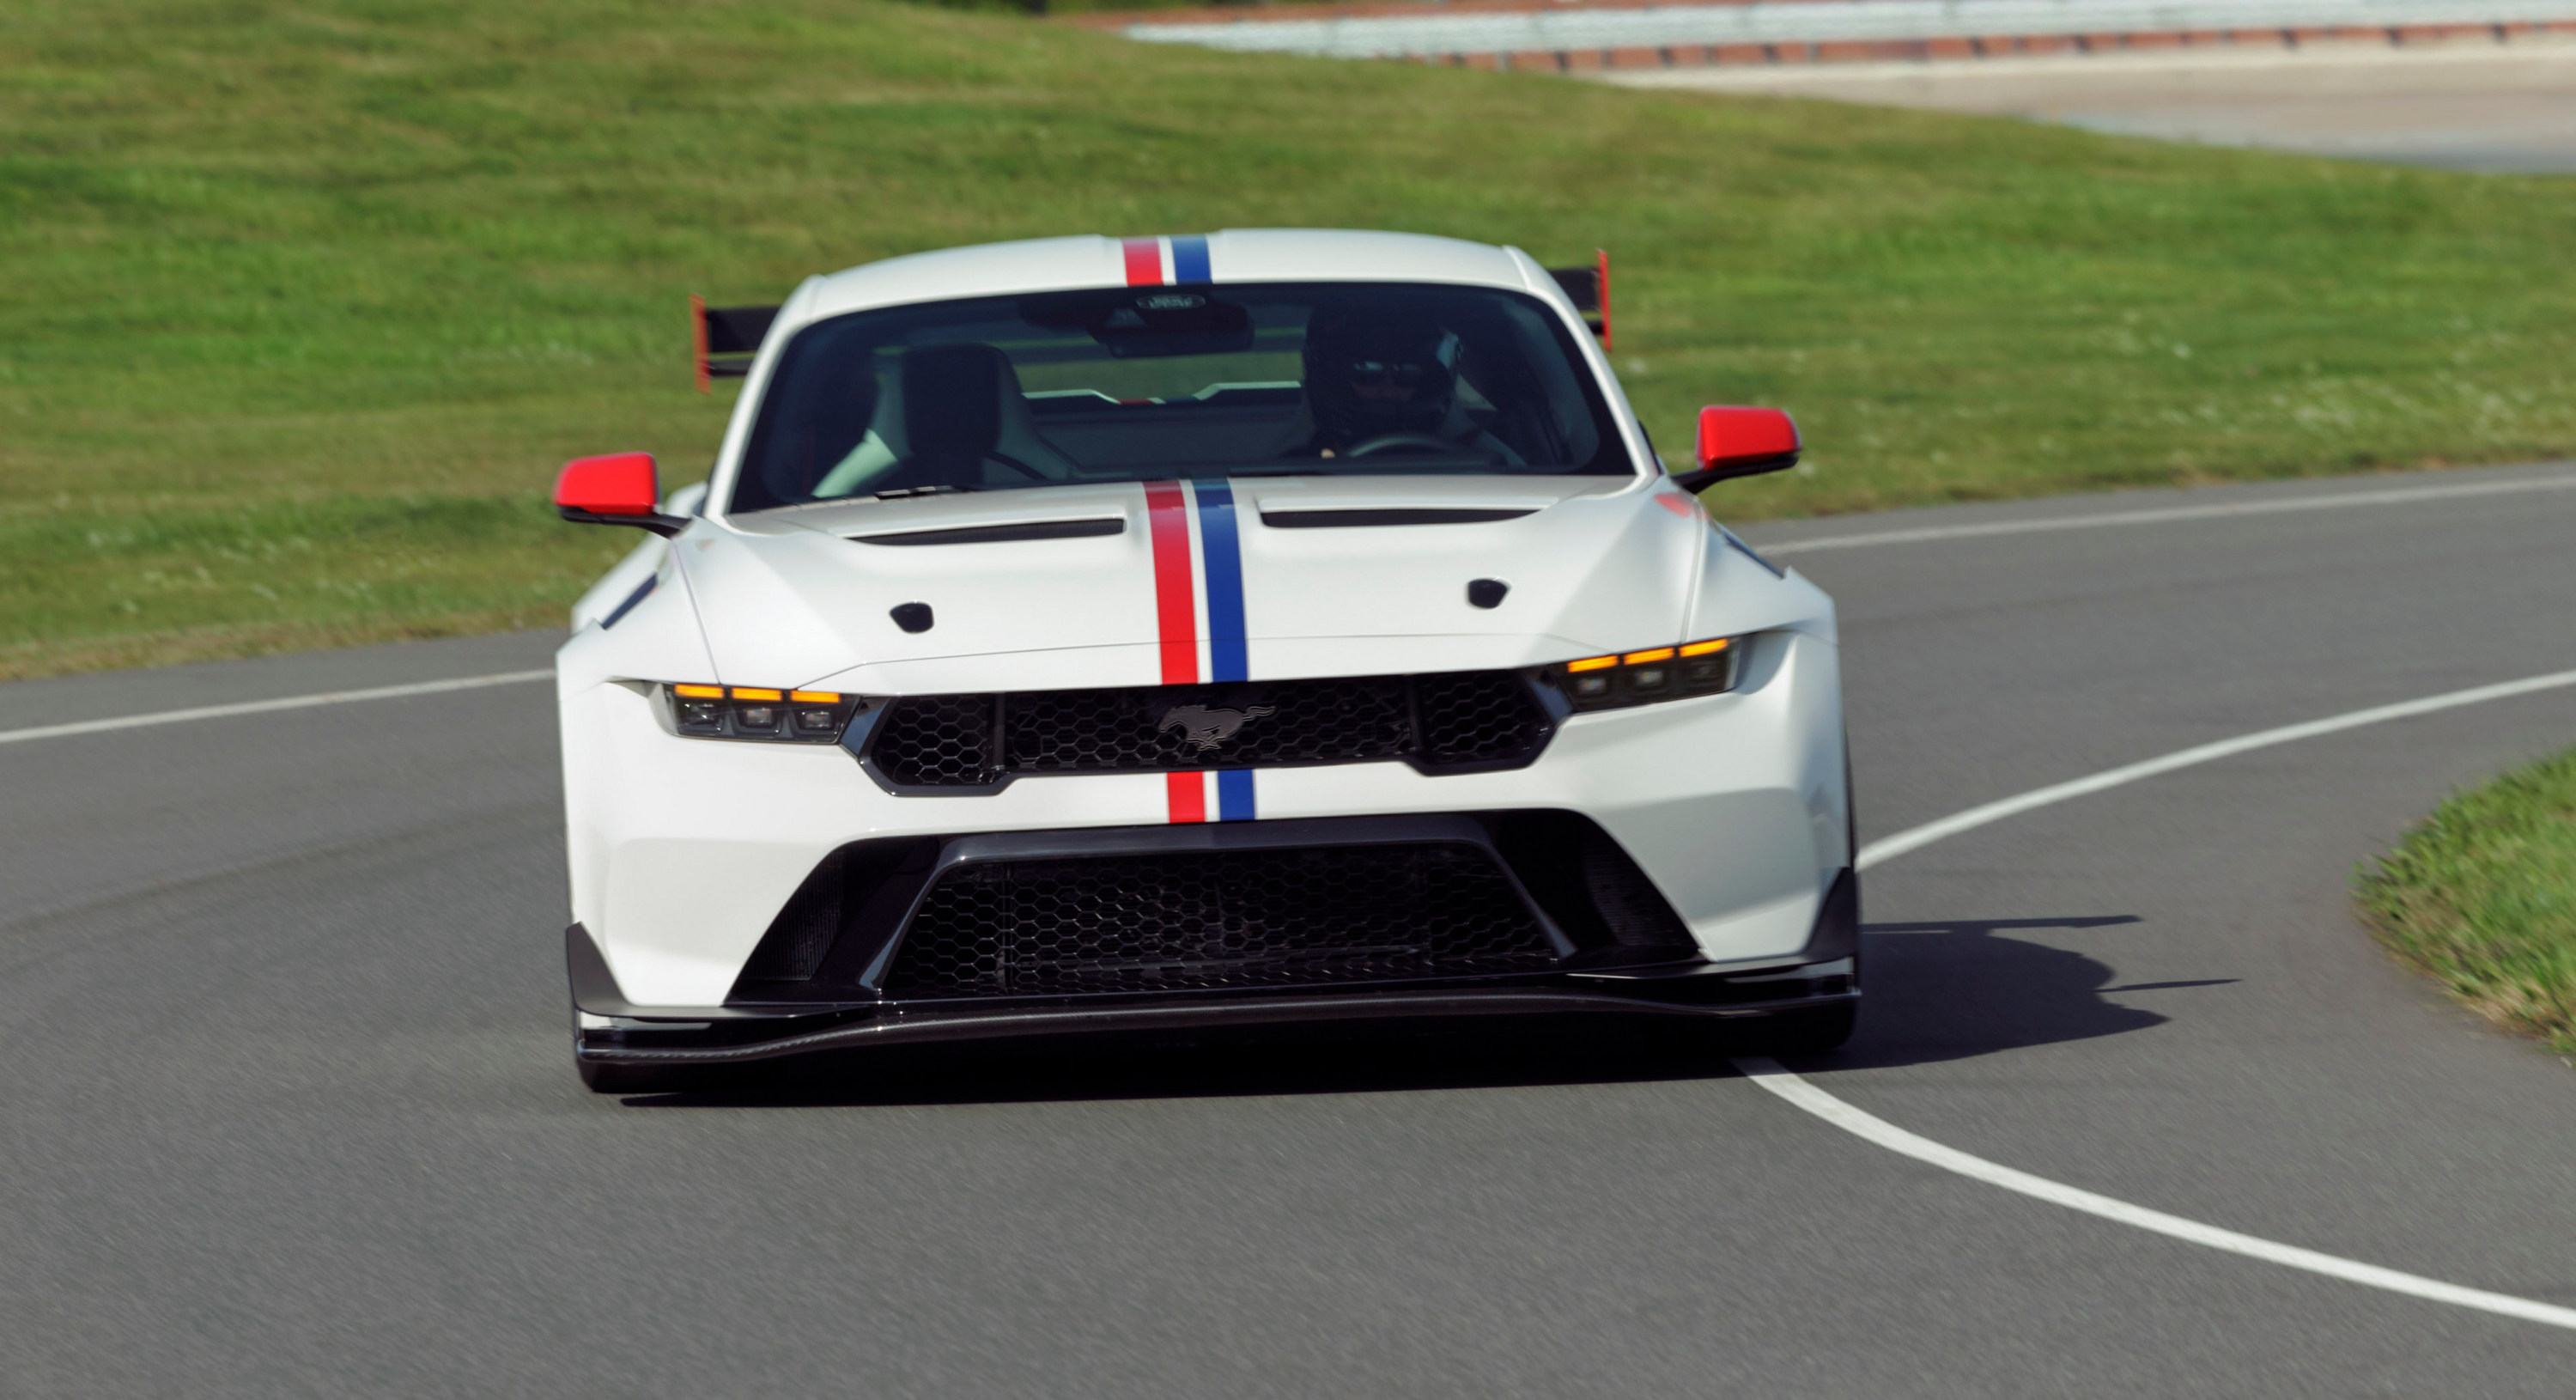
[728,281,1632,513]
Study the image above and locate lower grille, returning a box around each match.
[864,671,1553,791]
[880,843,1560,998]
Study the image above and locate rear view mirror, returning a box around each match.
[1018,289,1255,358]
[555,453,689,536]
[1672,406,1801,494]
[1097,295,1254,359]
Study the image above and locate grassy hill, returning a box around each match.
[7,0,2575,678]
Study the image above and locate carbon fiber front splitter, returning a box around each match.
[568,922,1858,1068]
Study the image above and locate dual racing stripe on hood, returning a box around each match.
[1145,478,1255,825]
[1121,234,1214,287]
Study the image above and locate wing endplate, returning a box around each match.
[690,295,781,392]
[1545,249,1611,350]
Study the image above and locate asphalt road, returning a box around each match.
[1613,37,2576,172]
[6,461,2576,1395]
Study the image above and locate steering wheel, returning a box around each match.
[1346,433,1473,459]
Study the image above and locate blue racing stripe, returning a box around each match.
[1196,475,1249,820]
[1170,234,1212,283]
[1193,478,1249,683]
[1216,768,1256,822]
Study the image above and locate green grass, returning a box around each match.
[8,0,2576,678]
[2360,750,2576,1059]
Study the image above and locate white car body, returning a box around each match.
[556,228,1854,1081]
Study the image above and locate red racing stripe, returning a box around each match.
[1145,478,1200,824]
[1121,236,1163,287]
[1144,480,1197,685]
[1165,771,1206,825]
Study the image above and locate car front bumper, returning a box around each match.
[561,630,1850,1010]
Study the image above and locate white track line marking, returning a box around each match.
[1759,472,2576,557]
[1857,667,2576,870]
[0,669,551,746]
[1741,666,2576,1330]
[1735,1057,2576,1330]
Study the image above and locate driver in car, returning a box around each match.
[1298,308,1525,465]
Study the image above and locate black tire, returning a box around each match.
[1754,1002,1857,1056]
[577,1056,686,1095]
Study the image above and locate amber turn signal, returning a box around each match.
[1542,636,1743,713]
[660,684,863,744]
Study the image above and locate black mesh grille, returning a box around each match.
[882,843,1559,997]
[739,849,847,982]
[1490,811,1699,960]
[867,672,1549,789]
[870,694,999,788]
[1008,677,1413,771]
[1415,671,1552,767]
[1579,826,1695,947]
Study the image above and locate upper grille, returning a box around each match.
[868,694,998,787]
[1414,671,1552,767]
[881,843,1559,998]
[866,672,1552,790]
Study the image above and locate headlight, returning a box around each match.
[659,684,866,743]
[1540,636,1739,713]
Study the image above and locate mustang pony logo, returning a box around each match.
[1158,703,1276,753]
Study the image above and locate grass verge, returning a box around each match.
[8,0,2576,678]
[2359,748,2576,1059]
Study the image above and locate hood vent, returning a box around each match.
[1260,508,1536,530]
[854,518,1125,546]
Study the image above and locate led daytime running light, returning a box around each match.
[660,682,862,744]
[1548,636,1743,713]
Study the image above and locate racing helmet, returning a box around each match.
[1301,307,1465,442]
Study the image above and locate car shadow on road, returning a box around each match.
[620,914,2172,1108]
[1827,914,2171,1071]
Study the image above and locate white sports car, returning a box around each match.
[552,229,1855,1092]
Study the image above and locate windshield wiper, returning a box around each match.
[872,484,984,500]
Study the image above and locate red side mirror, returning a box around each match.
[555,453,684,534]
[1687,406,1801,491]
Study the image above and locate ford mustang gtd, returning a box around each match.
[553,229,1856,1092]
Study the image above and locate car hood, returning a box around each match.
[678,476,1704,691]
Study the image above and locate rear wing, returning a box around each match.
[1545,250,1612,351]
[685,253,1610,392]
[690,295,779,393]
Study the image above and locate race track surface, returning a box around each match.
[5,461,2576,1395]
[1614,39,2576,172]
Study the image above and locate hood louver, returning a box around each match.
[1259,508,1536,529]
[853,518,1127,546]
